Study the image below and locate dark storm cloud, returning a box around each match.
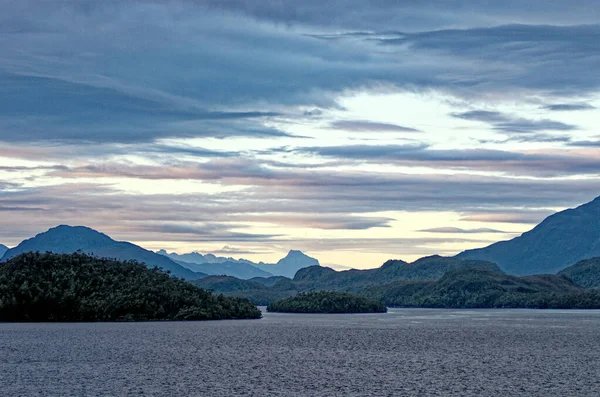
[458,210,556,225]
[1,167,599,247]
[31,158,600,210]
[542,103,596,111]
[0,73,288,143]
[197,0,600,31]
[294,145,600,176]
[379,24,600,97]
[329,120,420,133]
[452,110,578,133]
[0,141,237,163]
[2,0,600,255]
[479,135,573,145]
[1,3,600,145]
[568,140,600,147]
[418,227,508,234]
[150,223,281,241]
[479,134,573,144]
[212,246,267,256]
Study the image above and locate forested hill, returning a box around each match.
[559,257,600,288]
[0,252,261,322]
[362,268,600,309]
[267,291,387,313]
[293,255,501,292]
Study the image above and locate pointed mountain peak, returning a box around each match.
[277,250,320,266]
[285,249,308,258]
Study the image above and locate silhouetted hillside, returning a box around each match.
[0,252,261,322]
[209,256,501,305]
[293,256,500,292]
[1,225,205,280]
[363,268,600,308]
[458,196,600,275]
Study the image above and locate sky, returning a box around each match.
[1,0,600,269]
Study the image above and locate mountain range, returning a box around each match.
[193,255,503,305]
[458,196,600,275]
[158,249,320,279]
[0,225,321,281]
[0,225,206,280]
[4,195,600,284]
[197,256,600,308]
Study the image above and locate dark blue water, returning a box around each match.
[1,309,599,396]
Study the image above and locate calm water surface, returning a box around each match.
[1,308,599,396]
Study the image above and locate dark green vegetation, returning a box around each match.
[193,275,296,306]
[208,255,600,309]
[191,275,268,292]
[267,291,387,313]
[293,256,501,292]
[0,252,261,322]
[458,195,600,275]
[559,258,600,289]
[363,268,600,309]
[209,256,503,305]
[249,276,290,287]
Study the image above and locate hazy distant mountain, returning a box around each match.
[458,196,600,275]
[157,250,273,279]
[211,255,600,309]
[159,249,320,279]
[1,225,206,280]
[0,244,7,258]
[559,258,600,289]
[179,260,273,279]
[157,250,255,266]
[254,250,321,278]
[205,255,502,305]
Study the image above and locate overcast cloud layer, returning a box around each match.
[1,0,600,267]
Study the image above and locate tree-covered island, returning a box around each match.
[267,291,387,313]
[0,252,261,322]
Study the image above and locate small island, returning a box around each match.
[0,252,262,322]
[267,291,387,313]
